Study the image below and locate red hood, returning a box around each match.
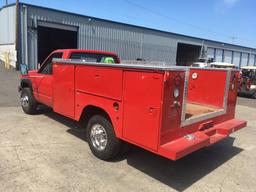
[20,69,38,78]
[28,70,38,74]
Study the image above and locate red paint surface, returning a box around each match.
[160,71,186,144]
[187,69,227,108]
[75,66,123,101]
[53,64,75,118]
[33,74,53,107]
[21,49,246,160]
[122,71,163,151]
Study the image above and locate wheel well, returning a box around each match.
[80,105,112,126]
[21,79,32,89]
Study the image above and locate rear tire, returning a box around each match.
[86,115,121,160]
[20,88,37,114]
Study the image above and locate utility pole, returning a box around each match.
[231,36,237,44]
[15,0,19,70]
[5,0,8,5]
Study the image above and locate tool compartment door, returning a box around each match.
[123,71,163,151]
[53,64,75,118]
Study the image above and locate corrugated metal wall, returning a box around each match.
[224,50,232,63]
[249,54,255,66]
[241,53,248,67]
[207,46,256,67]
[215,49,223,62]
[24,5,178,69]
[207,47,215,59]
[233,52,241,67]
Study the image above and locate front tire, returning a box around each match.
[86,115,121,160]
[20,88,37,114]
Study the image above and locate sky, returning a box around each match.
[2,0,256,48]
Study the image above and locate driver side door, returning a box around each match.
[34,52,63,107]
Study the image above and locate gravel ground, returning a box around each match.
[0,64,255,192]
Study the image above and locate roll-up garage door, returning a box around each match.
[241,53,248,67]
[249,54,255,66]
[215,49,223,62]
[224,50,232,63]
[207,47,215,59]
[233,52,240,67]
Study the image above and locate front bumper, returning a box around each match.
[159,119,247,160]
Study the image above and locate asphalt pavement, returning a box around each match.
[0,63,255,192]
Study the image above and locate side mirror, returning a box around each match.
[20,64,28,75]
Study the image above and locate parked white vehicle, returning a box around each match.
[210,62,236,69]
[192,58,214,68]
[238,66,256,99]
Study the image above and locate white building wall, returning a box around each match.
[0,5,16,67]
[0,44,17,67]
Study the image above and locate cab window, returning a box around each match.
[70,52,118,63]
[39,52,63,74]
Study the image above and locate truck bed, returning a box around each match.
[185,103,221,120]
[51,59,245,161]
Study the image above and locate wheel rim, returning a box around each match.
[21,94,29,108]
[90,124,108,151]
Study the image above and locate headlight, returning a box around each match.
[173,88,180,98]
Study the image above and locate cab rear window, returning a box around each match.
[70,53,118,63]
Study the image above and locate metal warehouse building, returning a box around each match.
[0,3,256,69]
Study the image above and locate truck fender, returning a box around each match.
[20,78,33,90]
[79,105,121,138]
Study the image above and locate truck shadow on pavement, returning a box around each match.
[125,139,242,191]
[43,108,243,192]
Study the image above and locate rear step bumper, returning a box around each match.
[159,119,246,160]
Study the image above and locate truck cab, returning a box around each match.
[191,57,214,68]
[20,49,120,109]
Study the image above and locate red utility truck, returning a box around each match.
[19,49,246,161]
